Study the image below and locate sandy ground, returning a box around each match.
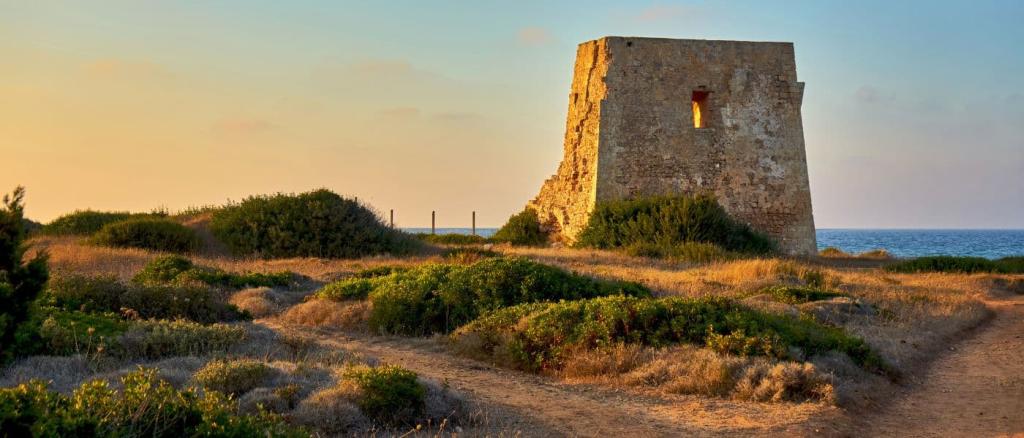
[859,294,1024,437]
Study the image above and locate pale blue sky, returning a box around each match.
[2,1,1022,227]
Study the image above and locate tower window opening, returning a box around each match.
[692,90,709,128]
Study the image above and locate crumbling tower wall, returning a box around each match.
[528,37,817,255]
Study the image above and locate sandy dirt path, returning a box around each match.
[862,294,1024,437]
[263,322,834,437]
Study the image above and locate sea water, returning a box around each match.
[407,228,1024,259]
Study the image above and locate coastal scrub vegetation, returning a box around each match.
[315,256,650,335]
[42,210,154,236]
[209,189,420,258]
[133,255,293,289]
[885,255,1024,274]
[491,209,548,246]
[575,194,776,256]
[90,217,200,253]
[0,368,306,437]
[451,295,884,373]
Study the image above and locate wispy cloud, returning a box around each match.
[516,27,553,46]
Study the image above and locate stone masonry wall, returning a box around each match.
[529,37,817,255]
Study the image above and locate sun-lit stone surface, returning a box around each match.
[527,36,817,255]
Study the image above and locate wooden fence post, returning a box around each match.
[472,211,476,236]
[431,211,436,235]
[390,209,394,228]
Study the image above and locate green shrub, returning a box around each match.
[995,256,1024,273]
[343,365,425,425]
[315,277,380,301]
[133,255,293,289]
[133,255,193,284]
[209,189,420,258]
[575,195,776,254]
[42,210,137,235]
[21,218,42,236]
[415,233,487,245]
[363,257,651,335]
[0,368,307,437]
[453,295,884,373]
[38,308,129,355]
[42,275,126,313]
[46,275,246,323]
[0,187,50,364]
[756,285,846,304]
[491,209,548,246]
[90,217,200,253]
[885,256,1024,274]
[194,358,273,396]
[116,319,246,359]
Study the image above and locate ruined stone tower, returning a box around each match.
[527,37,817,255]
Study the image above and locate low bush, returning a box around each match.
[342,365,425,425]
[90,217,199,253]
[209,189,420,258]
[16,304,245,359]
[45,275,247,323]
[194,358,274,396]
[415,233,487,245]
[995,256,1024,273]
[355,257,650,335]
[885,255,1024,274]
[756,285,845,304]
[491,209,548,246]
[575,195,776,254]
[133,255,293,289]
[452,295,883,373]
[42,210,138,235]
[21,218,43,235]
[37,308,128,355]
[315,277,380,301]
[0,368,306,437]
[116,319,246,359]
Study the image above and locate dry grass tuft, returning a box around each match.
[278,299,371,330]
[560,344,835,403]
[733,362,835,403]
[420,377,469,422]
[0,355,96,394]
[292,381,371,432]
[229,287,288,318]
